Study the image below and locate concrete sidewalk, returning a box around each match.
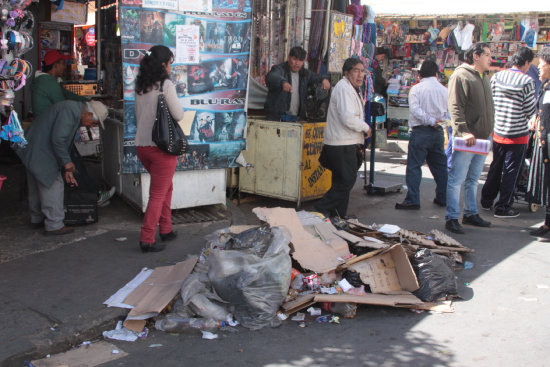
[1,142,549,366]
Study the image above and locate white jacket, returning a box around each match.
[324,77,369,146]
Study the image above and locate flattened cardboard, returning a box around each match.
[348,245,419,294]
[253,207,349,273]
[32,341,127,367]
[123,319,146,333]
[281,294,316,315]
[314,293,423,307]
[124,257,197,317]
[313,222,350,256]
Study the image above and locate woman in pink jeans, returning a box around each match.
[134,45,184,252]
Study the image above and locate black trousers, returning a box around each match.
[315,144,359,217]
[481,141,526,212]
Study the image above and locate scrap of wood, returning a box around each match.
[429,229,470,250]
[398,229,438,248]
[397,300,455,313]
[281,294,316,315]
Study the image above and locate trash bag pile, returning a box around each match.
[148,208,468,336]
[155,225,292,332]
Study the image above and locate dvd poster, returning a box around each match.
[119,0,252,173]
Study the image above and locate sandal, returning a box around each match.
[529,225,550,237]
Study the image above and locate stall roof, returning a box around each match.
[364,0,550,16]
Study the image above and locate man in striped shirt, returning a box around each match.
[480,47,537,218]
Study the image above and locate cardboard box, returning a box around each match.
[309,245,428,310]
[346,244,419,294]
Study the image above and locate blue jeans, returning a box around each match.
[445,150,488,221]
[404,126,448,205]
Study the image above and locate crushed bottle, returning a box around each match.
[155,315,225,333]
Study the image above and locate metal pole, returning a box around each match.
[96,0,101,83]
[368,109,376,192]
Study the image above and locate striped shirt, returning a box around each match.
[491,69,536,141]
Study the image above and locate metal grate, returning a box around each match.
[171,204,229,224]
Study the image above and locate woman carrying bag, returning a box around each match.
[135,45,184,252]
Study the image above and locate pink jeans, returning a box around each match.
[137,146,177,243]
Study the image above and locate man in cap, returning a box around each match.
[31,50,115,206]
[31,50,89,117]
[15,100,109,235]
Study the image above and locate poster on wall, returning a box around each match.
[520,16,538,49]
[119,0,252,174]
[327,11,353,73]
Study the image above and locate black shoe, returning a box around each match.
[395,201,420,210]
[462,214,491,227]
[530,225,550,237]
[433,198,446,207]
[494,208,520,218]
[160,230,178,242]
[481,204,493,211]
[445,219,465,234]
[139,241,166,253]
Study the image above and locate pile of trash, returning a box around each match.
[104,207,470,339]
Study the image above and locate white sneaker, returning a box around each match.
[98,186,116,205]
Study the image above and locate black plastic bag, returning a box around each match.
[411,249,457,302]
[208,227,291,330]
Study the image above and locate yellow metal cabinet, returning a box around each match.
[239,118,331,206]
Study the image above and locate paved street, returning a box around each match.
[1,142,549,367]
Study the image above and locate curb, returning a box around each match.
[2,301,127,366]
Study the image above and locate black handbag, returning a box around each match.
[152,81,189,155]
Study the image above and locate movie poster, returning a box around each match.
[119,1,252,173]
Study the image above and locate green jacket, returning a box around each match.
[15,101,84,188]
[31,72,88,117]
[447,64,494,139]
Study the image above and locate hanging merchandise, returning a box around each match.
[0,0,35,146]
[0,108,26,146]
[308,0,327,73]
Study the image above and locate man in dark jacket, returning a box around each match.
[15,101,108,235]
[445,43,495,234]
[264,46,330,121]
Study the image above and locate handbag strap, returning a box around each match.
[159,79,167,94]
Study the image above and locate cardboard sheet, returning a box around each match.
[313,222,350,256]
[253,207,349,273]
[124,257,197,317]
[314,293,424,307]
[32,341,127,367]
[281,294,316,315]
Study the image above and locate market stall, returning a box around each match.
[371,9,550,138]
[240,0,379,205]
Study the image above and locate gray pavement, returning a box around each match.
[1,142,550,367]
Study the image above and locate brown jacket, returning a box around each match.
[447,64,494,139]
